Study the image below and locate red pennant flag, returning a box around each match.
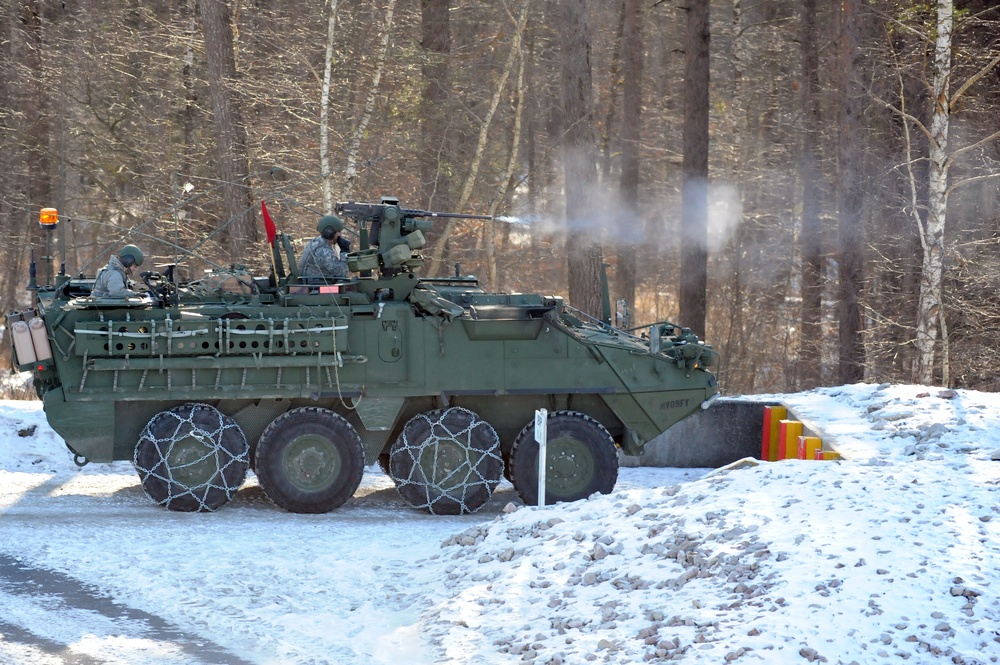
[261,200,277,246]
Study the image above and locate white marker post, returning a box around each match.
[535,408,548,507]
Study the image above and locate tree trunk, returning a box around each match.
[836,0,866,383]
[680,0,709,337]
[419,0,450,210]
[560,0,602,318]
[798,0,823,388]
[617,0,642,314]
[914,0,953,385]
[0,0,51,318]
[486,24,527,292]
[320,0,340,213]
[343,0,397,200]
[200,0,257,259]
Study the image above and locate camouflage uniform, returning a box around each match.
[298,236,349,281]
[91,254,140,298]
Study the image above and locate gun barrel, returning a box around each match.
[401,209,493,221]
[334,201,493,222]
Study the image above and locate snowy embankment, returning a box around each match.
[0,383,998,664]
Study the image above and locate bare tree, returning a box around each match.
[343,0,397,200]
[798,0,823,388]
[200,0,257,258]
[889,1,1000,385]
[837,0,866,383]
[617,0,642,313]
[320,0,340,213]
[0,0,52,317]
[484,3,529,291]
[679,0,709,337]
[561,0,602,317]
[425,0,530,277]
[419,0,450,210]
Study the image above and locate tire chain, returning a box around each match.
[134,403,249,512]
[389,407,503,514]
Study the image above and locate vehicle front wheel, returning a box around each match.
[508,410,618,506]
[134,403,249,512]
[255,407,365,513]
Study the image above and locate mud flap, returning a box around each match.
[42,390,115,463]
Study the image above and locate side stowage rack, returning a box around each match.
[73,315,349,357]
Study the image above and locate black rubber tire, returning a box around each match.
[255,407,365,513]
[134,403,249,512]
[377,452,392,477]
[501,446,513,482]
[509,410,618,506]
[388,407,503,515]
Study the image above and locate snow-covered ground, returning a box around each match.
[0,383,998,664]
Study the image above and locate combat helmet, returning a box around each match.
[118,244,144,268]
[318,214,344,239]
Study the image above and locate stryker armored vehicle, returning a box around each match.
[6,198,719,514]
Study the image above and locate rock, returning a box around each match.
[503,502,519,513]
[923,423,949,440]
[799,647,820,661]
[937,389,957,399]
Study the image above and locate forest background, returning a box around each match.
[1,0,998,397]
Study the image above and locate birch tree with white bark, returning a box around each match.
[900,0,1000,384]
[320,0,340,213]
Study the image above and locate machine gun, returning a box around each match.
[335,196,493,276]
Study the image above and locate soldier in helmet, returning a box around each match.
[298,214,350,282]
[92,244,145,298]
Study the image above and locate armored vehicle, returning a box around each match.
[6,198,718,514]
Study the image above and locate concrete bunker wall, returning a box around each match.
[622,398,828,469]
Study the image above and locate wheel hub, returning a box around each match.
[282,434,342,492]
[166,434,217,487]
[544,436,595,496]
[419,438,469,491]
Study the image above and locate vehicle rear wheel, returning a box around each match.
[388,407,503,515]
[509,410,618,506]
[255,407,365,513]
[134,403,249,512]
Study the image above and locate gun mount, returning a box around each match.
[334,196,492,277]
[7,196,718,516]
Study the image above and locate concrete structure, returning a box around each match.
[620,398,768,468]
[623,397,835,468]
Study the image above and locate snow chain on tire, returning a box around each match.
[389,407,503,515]
[134,403,249,512]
